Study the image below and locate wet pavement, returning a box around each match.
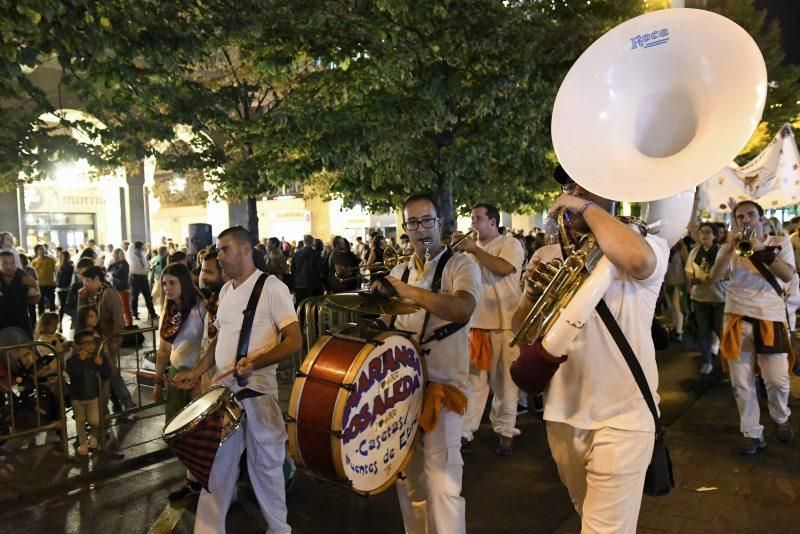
[1,340,799,533]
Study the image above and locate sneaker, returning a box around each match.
[460,437,472,456]
[741,435,767,456]
[533,393,545,413]
[699,363,713,375]
[87,436,98,450]
[77,444,89,456]
[777,421,794,444]
[516,403,529,415]
[497,436,513,456]
[167,480,202,502]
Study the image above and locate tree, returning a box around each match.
[261,0,646,230]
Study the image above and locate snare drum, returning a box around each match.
[162,386,243,490]
[288,326,426,495]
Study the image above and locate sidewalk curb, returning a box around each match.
[0,445,174,507]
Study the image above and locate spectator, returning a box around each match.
[103,244,115,270]
[56,250,74,331]
[399,234,412,255]
[32,244,57,315]
[108,248,133,326]
[0,250,39,338]
[19,253,38,331]
[64,257,96,328]
[0,231,22,269]
[354,236,367,261]
[266,237,288,281]
[168,250,188,266]
[34,312,72,393]
[292,234,326,304]
[365,234,385,276]
[149,246,169,310]
[79,266,136,415]
[127,241,159,321]
[67,329,111,455]
[327,236,361,292]
[664,240,688,342]
[389,236,400,252]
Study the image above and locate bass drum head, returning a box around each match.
[335,332,425,494]
[164,386,227,436]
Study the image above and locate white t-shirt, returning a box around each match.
[533,235,669,432]
[725,235,795,322]
[389,248,482,394]
[214,270,298,395]
[469,234,525,330]
[684,245,727,303]
[162,303,206,369]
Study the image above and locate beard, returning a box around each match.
[200,280,223,297]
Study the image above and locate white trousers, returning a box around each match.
[546,422,654,534]
[195,394,290,534]
[727,321,791,438]
[396,408,465,534]
[461,329,519,440]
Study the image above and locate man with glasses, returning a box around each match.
[512,165,668,533]
[372,193,481,534]
[457,203,525,456]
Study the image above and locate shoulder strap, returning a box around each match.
[236,272,269,365]
[418,250,456,346]
[388,266,412,329]
[748,256,784,297]
[595,299,661,430]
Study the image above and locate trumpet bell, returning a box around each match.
[552,8,767,202]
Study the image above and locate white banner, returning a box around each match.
[698,124,800,213]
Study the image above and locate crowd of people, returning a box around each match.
[0,176,798,531]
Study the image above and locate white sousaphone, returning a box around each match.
[512,8,767,361]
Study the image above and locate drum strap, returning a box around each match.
[389,250,466,352]
[234,272,270,386]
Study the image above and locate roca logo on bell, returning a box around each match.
[630,28,669,50]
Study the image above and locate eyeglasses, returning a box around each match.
[402,218,438,231]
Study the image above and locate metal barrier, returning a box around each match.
[96,326,161,455]
[0,341,69,457]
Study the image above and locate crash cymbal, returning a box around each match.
[325,292,421,316]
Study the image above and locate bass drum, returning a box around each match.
[288,325,426,495]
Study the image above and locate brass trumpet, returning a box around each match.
[734,226,757,257]
[450,229,478,252]
[334,246,413,282]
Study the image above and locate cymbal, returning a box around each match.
[325,292,421,316]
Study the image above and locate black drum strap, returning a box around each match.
[388,266,412,330]
[234,272,269,386]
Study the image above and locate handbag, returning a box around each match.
[596,300,675,496]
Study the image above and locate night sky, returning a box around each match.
[757,0,800,65]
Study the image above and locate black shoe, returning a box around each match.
[741,436,767,456]
[168,480,202,502]
[533,393,545,413]
[497,436,513,456]
[777,421,794,444]
[516,403,529,415]
[460,437,472,455]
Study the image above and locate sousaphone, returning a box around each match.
[511,8,767,390]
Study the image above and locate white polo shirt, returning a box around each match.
[530,235,669,432]
[725,235,795,322]
[469,234,525,330]
[389,248,482,394]
[161,303,206,369]
[214,270,298,395]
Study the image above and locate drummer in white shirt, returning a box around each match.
[372,193,481,534]
[174,226,302,534]
[457,203,525,456]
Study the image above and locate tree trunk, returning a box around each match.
[436,185,457,235]
[246,196,259,242]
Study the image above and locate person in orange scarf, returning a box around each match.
[709,200,796,455]
[372,193,481,534]
[458,203,526,456]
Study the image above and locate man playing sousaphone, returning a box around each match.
[371,193,481,534]
[512,165,669,533]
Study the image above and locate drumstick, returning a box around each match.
[166,364,238,386]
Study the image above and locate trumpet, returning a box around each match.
[450,229,478,252]
[334,246,413,282]
[734,226,757,257]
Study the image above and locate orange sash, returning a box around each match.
[469,328,492,371]
[720,314,774,361]
[419,382,468,433]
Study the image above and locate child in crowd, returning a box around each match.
[74,306,103,344]
[66,329,111,455]
[34,312,73,394]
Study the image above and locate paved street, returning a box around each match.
[1,342,798,533]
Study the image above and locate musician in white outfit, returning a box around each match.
[174,226,302,534]
[373,193,481,534]
[458,203,525,455]
[513,166,668,533]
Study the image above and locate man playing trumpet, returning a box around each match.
[708,200,795,454]
[457,203,526,456]
[512,165,669,533]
